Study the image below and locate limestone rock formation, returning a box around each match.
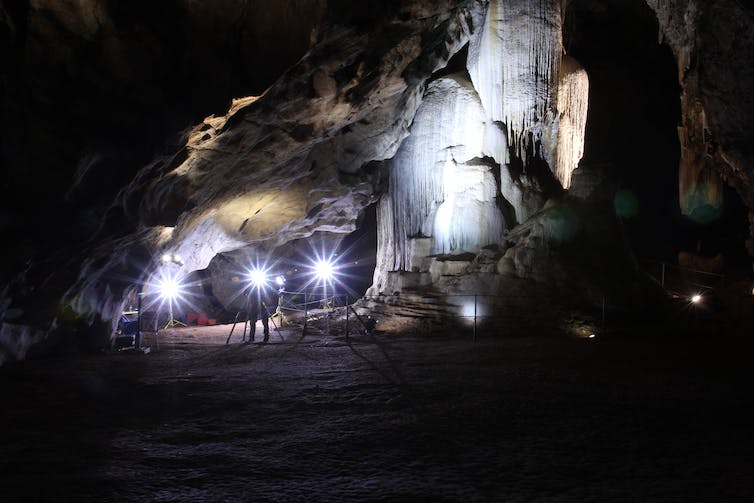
[555,56,589,189]
[372,0,588,300]
[468,0,563,166]
[372,73,505,294]
[645,0,754,248]
[37,0,486,358]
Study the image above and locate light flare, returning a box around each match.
[314,259,335,282]
[248,267,269,288]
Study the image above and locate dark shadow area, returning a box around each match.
[0,1,326,285]
[333,203,379,297]
[565,0,750,277]
[3,322,754,501]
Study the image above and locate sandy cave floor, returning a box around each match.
[1,315,754,502]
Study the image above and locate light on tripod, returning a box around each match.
[159,277,180,300]
[156,274,187,328]
[313,259,335,282]
[248,268,269,288]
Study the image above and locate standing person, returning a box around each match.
[246,286,270,343]
[259,286,277,342]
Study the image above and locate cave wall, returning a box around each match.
[644,0,754,255]
[30,0,487,357]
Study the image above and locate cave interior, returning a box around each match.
[0,0,752,357]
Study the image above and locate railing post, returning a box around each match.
[135,287,142,350]
[279,290,285,327]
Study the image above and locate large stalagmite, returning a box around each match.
[373,74,505,294]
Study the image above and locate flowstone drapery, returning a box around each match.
[372,0,588,296]
[375,74,505,285]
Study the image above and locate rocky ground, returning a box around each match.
[1,313,754,502]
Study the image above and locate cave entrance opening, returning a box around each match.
[565,0,751,280]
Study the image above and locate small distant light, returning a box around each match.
[588,334,596,339]
[173,254,182,264]
[751,286,754,296]
[275,275,285,286]
[691,294,702,304]
[161,253,172,263]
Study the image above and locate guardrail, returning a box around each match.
[640,259,725,294]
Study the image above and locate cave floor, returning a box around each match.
[1,318,754,502]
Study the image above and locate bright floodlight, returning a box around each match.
[159,277,180,300]
[691,294,702,304]
[161,253,172,263]
[314,259,335,281]
[276,275,285,286]
[248,268,268,288]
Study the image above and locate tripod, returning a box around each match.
[163,300,187,329]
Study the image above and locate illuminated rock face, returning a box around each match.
[372,0,589,296]
[465,0,588,224]
[374,74,504,285]
[555,56,589,189]
[468,0,563,166]
[57,0,485,336]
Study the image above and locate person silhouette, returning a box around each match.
[246,286,270,343]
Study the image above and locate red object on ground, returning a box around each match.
[198,315,209,326]
[186,312,199,324]
[208,319,217,326]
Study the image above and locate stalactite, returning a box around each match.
[467,0,506,124]
[468,0,563,166]
[678,103,724,217]
[555,55,589,189]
